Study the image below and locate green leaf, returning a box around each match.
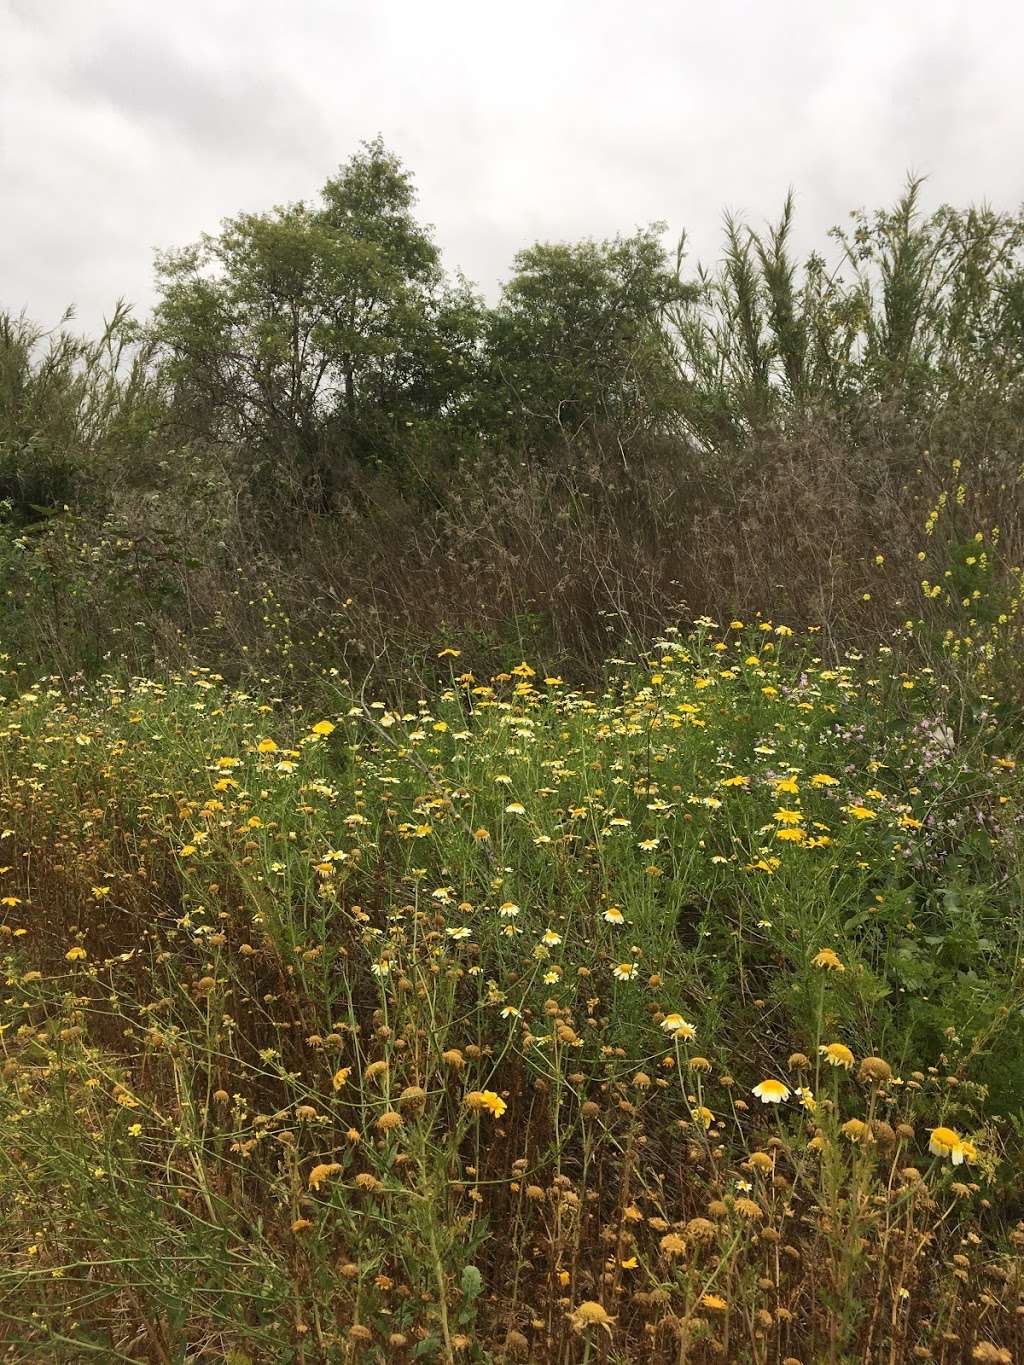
[461,1264,482,1301]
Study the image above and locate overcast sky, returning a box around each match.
[3,0,1024,333]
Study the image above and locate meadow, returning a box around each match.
[3,155,1024,1361]
[1,601,1022,1362]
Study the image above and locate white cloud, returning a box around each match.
[2,0,1023,331]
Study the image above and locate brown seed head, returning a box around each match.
[858,1056,893,1085]
[568,1300,615,1335]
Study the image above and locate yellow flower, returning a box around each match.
[928,1126,959,1158]
[332,1067,351,1091]
[64,946,87,962]
[603,906,625,924]
[929,1126,975,1164]
[660,1013,695,1038]
[702,1294,728,1311]
[774,807,803,824]
[310,720,335,737]
[752,1079,790,1104]
[465,1090,506,1118]
[811,772,839,787]
[820,1042,855,1070]
[612,962,638,981]
[846,805,877,821]
[812,948,845,972]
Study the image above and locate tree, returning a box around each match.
[670,182,1024,448]
[153,139,482,500]
[484,229,690,453]
[0,304,161,522]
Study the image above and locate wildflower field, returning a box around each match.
[1,613,1022,1364]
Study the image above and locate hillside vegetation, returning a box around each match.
[2,147,1024,692]
[2,146,1024,1361]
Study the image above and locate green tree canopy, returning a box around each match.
[153,138,483,499]
[484,229,691,452]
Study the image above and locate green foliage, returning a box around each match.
[0,305,162,521]
[153,138,485,501]
[671,178,1024,446]
[5,151,1024,715]
[485,229,691,449]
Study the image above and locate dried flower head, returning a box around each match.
[733,1197,764,1220]
[841,1119,871,1143]
[568,1300,615,1335]
[857,1056,892,1085]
